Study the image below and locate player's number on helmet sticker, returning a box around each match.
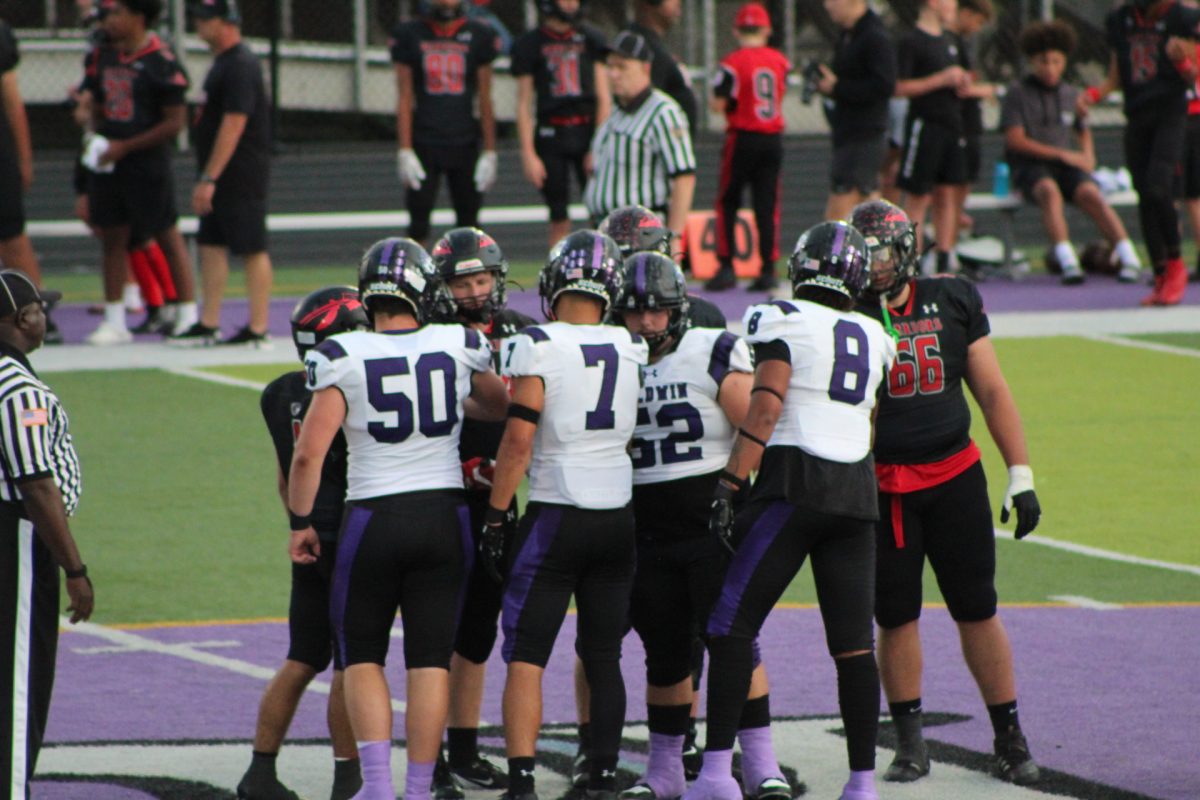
[631,402,705,468]
[364,353,459,443]
[581,344,619,430]
[753,68,778,122]
[828,320,870,405]
[887,333,944,397]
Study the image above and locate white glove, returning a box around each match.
[474,150,498,193]
[1000,465,1040,540]
[397,148,426,190]
[81,133,115,174]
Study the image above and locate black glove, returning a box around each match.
[709,472,746,554]
[1000,465,1040,540]
[480,505,515,583]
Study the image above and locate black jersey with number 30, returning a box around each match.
[857,276,989,465]
[1107,2,1200,116]
[510,24,607,126]
[390,17,498,147]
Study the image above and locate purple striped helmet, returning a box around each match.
[787,221,871,300]
[539,230,624,318]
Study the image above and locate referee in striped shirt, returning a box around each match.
[0,270,92,800]
[585,31,696,246]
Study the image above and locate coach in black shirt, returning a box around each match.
[817,0,896,220]
[624,0,698,133]
[185,0,274,347]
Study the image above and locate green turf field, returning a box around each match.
[49,335,1200,624]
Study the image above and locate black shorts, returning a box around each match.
[408,141,482,241]
[330,489,470,669]
[898,117,968,196]
[831,135,886,195]
[536,125,591,222]
[964,133,982,184]
[1183,115,1200,200]
[196,181,268,256]
[287,533,341,672]
[1012,159,1093,203]
[501,502,636,667]
[874,460,998,628]
[707,498,875,657]
[0,152,25,240]
[89,153,179,234]
[453,490,516,664]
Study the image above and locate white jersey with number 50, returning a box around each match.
[743,300,896,463]
[501,322,649,509]
[632,327,752,485]
[304,325,492,500]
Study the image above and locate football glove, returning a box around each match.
[462,457,496,491]
[397,148,426,190]
[480,505,516,584]
[1000,465,1041,540]
[474,150,498,192]
[81,133,115,174]
[709,480,739,555]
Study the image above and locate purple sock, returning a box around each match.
[737,726,783,788]
[682,750,741,800]
[642,733,685,798]
[839,769,877,800]
[354,740,394,800]
[404,759,435,800]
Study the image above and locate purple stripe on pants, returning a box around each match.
[501,506,564,663]
[330,505,373,667]
[707,501,793,638]
[454,502,475,630]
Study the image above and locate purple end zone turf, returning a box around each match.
[44,605,1200,799]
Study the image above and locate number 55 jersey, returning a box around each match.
[304,325,493,500]
[501,322,648,509]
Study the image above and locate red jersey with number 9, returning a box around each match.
[712,46,791,134]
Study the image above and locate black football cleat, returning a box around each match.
[992,729,1040,786]
[450,754,509,790]
[235,773,300,800]
[434,755,466,800]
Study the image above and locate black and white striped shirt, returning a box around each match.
[0,344,81,515]
[585,87,696,219]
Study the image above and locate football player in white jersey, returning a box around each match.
[482,230,648,800]
[613,251,795,800]
[286,237,510,800]
[685,222,897,800]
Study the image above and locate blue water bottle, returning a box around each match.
[993,161,1010,197]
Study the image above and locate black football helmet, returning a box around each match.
[539,230,624,318]
[614,251,690,353]
[598,205,673,258]
[289,286,369,360]
[788,221,871,301]
[849,199,918,301]
[419,0,465,22]
[431,227,508,323]
[539,0,585,23]
[357,237,448,325]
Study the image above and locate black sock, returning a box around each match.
[590,754,619,791]
[888,698,924,749]
[738,694,771,731]
[888,698,922,719]
[704,635,756,752]
[508,757,536,794]
[333,757,361,793]
[936,250,951,274]
[836,653,881,772]
[447,727,478,767]
[247,751,278,779]
[684,716,698,748]
[577,722,592,754]
[647,702,692,737]
[987,700,1020,736]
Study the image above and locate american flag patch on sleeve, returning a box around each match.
[21,408,48,427]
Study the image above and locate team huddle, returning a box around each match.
[241,199,1043,800]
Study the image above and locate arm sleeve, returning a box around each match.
[742,302,795,363]
[304,339,350,391]
[509,32,537,76]
[752,340,791,365]
[0,389,57,482]
[712,63,736,100]
[833,30,897,104]
[652,102,697,176]
[998,83,1023,131]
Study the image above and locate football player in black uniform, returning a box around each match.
[242,286,369,800]
[851,200,1042,787]
[1078,0,1200,305]
[512,0,610,247]
[392,0,498,247]
[430,227,535,794]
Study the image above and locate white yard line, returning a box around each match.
[1046,595,1124,610]
[995,528,1200,576]
[165,366,268,391]
[1082,333,1200,359]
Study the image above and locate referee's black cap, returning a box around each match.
[608,31,654,63]
[189,0,240,23]
[0,272,60,318]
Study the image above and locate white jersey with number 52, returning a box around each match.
[501,322,649,509]
[743,300,896,463]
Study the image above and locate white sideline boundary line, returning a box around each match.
[165,366,268,391]
[1083,332,1200,359]
[61,617,408,713]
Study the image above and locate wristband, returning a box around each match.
[65,564,87,580]
[717,469,749,494]
[484,505,508,527]
[1085,86,1101,104]
[738,427,768,447]
[288,510,312,531]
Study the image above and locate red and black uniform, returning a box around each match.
[712,45,790,274]
[193,41,271,256]
[511,23,607,223]
[260,371,350,672]
[80,33,189,234]
[1180,63,1200,201]
[1106,1,1200,270]
[897,28,967,195]
[856,276,1000,628]
[0,22,25,240]
[390,17,498,241]
[454,307,535,664]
